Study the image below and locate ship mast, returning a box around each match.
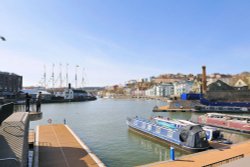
[52,63,55,89]
[81,68,85,88]
[75,65,79,88]
[59,63,62,88]
[66,63,69,87]
[43,65,47,88]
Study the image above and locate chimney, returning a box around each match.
[68,83,71,89]
[202,66,207,94]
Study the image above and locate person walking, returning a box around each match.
[36,92,42,112]
[25,93,31,112]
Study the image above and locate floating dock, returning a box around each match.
[153,105,194,112]
[153,100,199,112]
[35,124,105,167]
[142,140,250,167]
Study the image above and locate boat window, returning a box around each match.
[210,107,215,110]
[156,127,161,134]
[141,122,146,129]
[147,124,152,131]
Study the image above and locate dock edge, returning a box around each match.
[65,125,106,167]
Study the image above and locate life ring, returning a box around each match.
[48,118,52,124]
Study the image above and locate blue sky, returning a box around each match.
[1,0,250,87]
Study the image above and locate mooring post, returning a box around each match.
[170,147,175,160]
[64,118,66,124]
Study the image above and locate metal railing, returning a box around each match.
[202,154,244,167]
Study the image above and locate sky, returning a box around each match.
[1,0,250,87]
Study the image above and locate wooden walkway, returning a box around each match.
[143,140,250,167]
[36,124,105,167]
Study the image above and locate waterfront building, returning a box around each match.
[233,79,248,90]
[207,80,234,91]
[0,71,22,99]
[63,88,74,99]
[145,83,174,97]
[191,78,202,93]
[131,88,145,97]
[123,87,132,96]
[206,80,250,102]
[145,86,156,97]
[173,81,194,96]
[63,88,89,100]
[155,83,174,97]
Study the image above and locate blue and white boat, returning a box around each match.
[153,117,220,141]
[127,116,210,153]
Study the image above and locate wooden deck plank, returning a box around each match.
[143,140,250,167]
[38,124,104,167]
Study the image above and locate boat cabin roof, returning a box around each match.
[207,113,250,120]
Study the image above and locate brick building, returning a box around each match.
[0,71,22,98]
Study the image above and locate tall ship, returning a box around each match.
[198,113,250,133]
[126,116,210,152]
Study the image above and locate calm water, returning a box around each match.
[18,99,250,167]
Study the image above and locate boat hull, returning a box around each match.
[195,105,249,113]
[128,125,208,153]
[127,118,209,153]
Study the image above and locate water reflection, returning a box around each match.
[220,130,250,143]
[127,129,187,161]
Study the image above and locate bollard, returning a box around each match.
[170,147,175,161]
[64,118,66,124]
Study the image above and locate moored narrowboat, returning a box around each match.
[194,105,249,113]
[198,113,250,133]
[126,116,210,153]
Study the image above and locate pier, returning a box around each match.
[142,140,250,167]
[153,100,199,112]
[35,124,105,167]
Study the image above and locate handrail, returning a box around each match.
[0,157,20,162]
[202,154,244,167]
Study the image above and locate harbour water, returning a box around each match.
[17,99,250,167]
